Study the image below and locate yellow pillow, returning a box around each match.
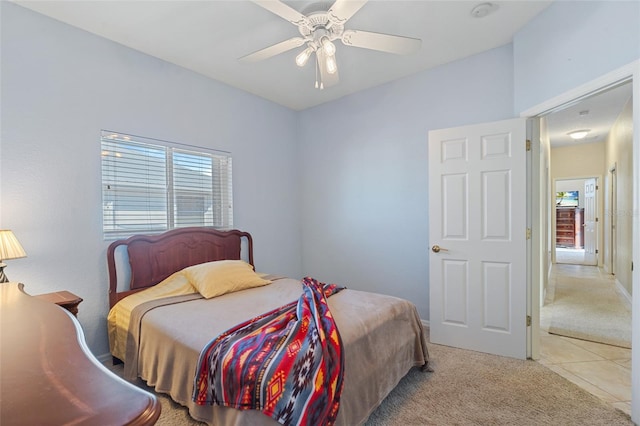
[183,260,271,299]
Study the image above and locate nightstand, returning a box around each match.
[35,291,83,317]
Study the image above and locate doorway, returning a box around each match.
[554,177,598,266]
[528,75,635,415]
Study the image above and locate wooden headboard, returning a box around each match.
[107,227,254,308]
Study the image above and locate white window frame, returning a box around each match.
[101,130,233,239]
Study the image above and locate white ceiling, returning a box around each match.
[12,0,632,146]
[14,0,552,110]
[545,82,633,148]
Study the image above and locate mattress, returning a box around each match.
[110,277,429,425]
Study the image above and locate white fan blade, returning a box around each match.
[341,30,421,55]
[327,0,368,25]
[239,37,306,62]
[252,0,309,26]
[316,49,339,88]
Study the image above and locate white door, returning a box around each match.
[583,178,598,266]
[429,118,528,359]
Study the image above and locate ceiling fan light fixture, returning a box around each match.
[245,0,423,89]
[568,129,590,140]
[295,47,314,67]
[326,54,338,74]
[321,37,336,56]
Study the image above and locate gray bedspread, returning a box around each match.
[125,278,429,425]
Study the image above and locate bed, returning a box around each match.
[107,227,429,425]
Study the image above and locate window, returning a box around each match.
[101,131,232,239]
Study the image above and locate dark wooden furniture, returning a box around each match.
[35,290,83,317]
[556,207,584,248]
[0,283,161,426]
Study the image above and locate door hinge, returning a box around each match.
[526,315,532,327]
[526,140,531,151]
[596,249,599,254]
[526,228,531,239]
[596,217,599,222]
[596,185,599,190]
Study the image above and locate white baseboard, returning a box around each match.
[421,319,430,329]
[614,278,632,311]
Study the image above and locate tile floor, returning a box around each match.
[538,261,632,416]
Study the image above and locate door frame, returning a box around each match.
[551,176,600,266]
[607,164,618,275]
[520,59,640,421]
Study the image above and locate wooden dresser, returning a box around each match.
[0,283,161,425]
[556,207,584,248]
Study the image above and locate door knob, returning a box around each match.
[432,245,448,253]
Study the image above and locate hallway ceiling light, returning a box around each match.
[567,129,590,140]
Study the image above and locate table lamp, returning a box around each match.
[0,230,27,283]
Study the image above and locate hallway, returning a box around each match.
[539,262,631,416]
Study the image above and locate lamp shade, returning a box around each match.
[0,230,27,261]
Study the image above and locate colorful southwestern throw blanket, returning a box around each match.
[193,277,345,426]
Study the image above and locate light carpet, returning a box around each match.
[555,248,586,265]
[114,339,632,425]
[547,273,631,349]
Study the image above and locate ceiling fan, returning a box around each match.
[240,0,422,89]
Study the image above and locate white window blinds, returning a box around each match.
[101,131,233,239]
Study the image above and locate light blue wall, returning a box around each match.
[0,2,301,356]
[297,46,515,319]
[514,0,640,113]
